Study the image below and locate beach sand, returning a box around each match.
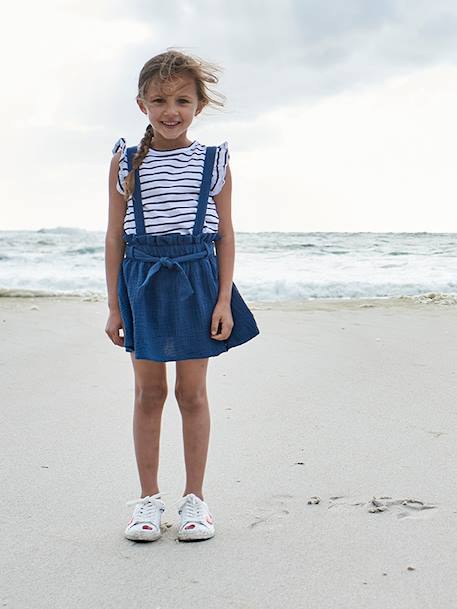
[1,295,456,608]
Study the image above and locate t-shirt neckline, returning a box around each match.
[148,140,198,155]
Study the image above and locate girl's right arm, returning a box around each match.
[104,150,127,346]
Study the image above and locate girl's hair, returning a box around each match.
[123,48,226,202]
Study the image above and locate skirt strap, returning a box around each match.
[126,146,146,236]
[193,146,217,236]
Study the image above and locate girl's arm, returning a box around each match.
[105,151,127,313]
[213,163,234,304]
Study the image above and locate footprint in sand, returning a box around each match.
[370,497,438,519]
[250,494,438,527]
[248,495,292,529]
[326,495,437,519]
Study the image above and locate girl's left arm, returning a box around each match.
[213,163,234,304]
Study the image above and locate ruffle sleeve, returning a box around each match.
[209,140,230,197]
[111,137,128,196]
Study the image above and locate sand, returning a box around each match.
[1,295,457,609]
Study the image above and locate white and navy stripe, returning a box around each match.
[111,138,229,236]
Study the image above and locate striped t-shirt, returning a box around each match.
[111,138,229,236]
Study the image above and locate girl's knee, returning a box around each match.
[174,384,207,410]
[135,383,168,410]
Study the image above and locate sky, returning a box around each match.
[2,0,457,233]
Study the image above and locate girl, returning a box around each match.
[104,49,260,543]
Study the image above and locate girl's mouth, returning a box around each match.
[161,121,181,128]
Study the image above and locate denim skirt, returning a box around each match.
[117,231,260,362]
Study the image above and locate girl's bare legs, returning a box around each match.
[175,358,210,502]
[130,352,168,498]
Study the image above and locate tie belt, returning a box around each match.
[125,242,215,301]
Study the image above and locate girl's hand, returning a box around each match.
[210,300,233,340]
[105,309,125,347]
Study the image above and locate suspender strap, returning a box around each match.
[193,146,217,236]
[126,146,146,236]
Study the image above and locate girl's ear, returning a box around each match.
[136,97,147,115]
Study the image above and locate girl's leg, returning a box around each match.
[175,358,210,502]
[130,352,168,498]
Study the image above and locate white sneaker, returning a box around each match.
[124,492,167,542]
[175,493,215,541]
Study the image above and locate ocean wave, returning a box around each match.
[65,246,104,255]
[0,288,104,300]
[398,292,457,305]
[37,227,89,235]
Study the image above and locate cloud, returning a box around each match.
[230,64,457,232]
[104,0,457,117]
[2,0,457,230]
[6,0,457,140]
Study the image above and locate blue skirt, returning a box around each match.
[117,232,260,362]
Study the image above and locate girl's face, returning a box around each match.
[137,73,203,148]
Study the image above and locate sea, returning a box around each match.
[1,228,456,304]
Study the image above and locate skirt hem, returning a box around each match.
[123,327,260,362]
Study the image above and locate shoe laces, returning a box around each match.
[126,492,167,521]
[175,493,206,522]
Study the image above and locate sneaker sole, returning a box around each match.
[177,528,215,542]
[124,527,162,542]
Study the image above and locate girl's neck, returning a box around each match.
[150,136,194,151]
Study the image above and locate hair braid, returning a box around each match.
[124,124,154,201]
